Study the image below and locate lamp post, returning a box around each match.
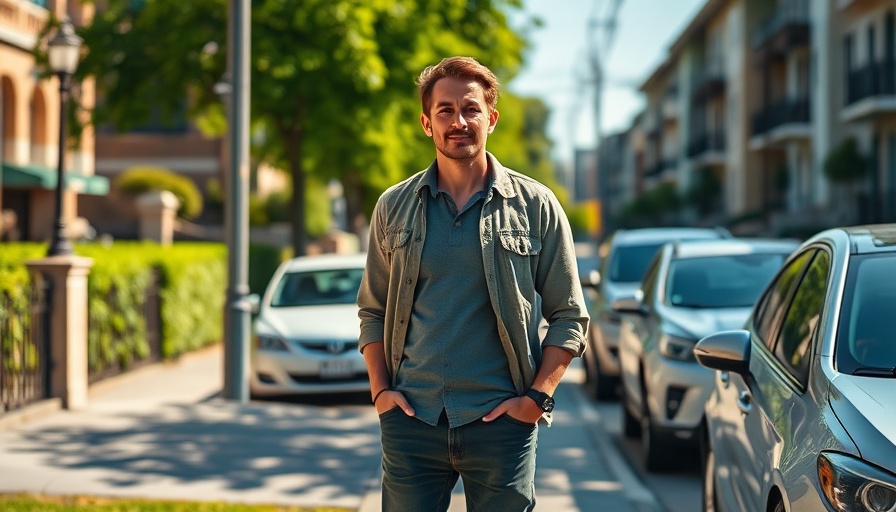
[46,17,83,257]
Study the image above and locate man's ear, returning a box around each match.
[420,113,432,137]
[487,109,499,134]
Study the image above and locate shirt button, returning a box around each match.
[454,221,461,227]
[406,278,412,285]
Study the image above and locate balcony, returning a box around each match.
[750,97,811,148]
[752,0,810,61]
[0,0,48,50]
[843,60,896,122]
[687,131,726,166]
[691,58,726,103]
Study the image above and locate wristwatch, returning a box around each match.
[525,388,555,413]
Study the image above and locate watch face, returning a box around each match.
[543,396,555,412]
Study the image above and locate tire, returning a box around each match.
[702,441,719,512]
[590,350,619,401]
[641,402,673,472]
[620,383,641,438]
[772,500,784,512]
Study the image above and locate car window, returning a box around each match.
[753,250,815,350]
[271,268,364,307]
[609,242,666,283]
[665,253,789,308]
[836,253,896,374]
[774,250,830,386]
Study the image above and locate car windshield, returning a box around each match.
[609,243,665,283]
[271,267,364,307]
[665,253,788,308]
[836,254,896,374]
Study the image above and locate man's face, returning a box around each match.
[421,77,499,161]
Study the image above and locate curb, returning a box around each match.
[570,385,663,512]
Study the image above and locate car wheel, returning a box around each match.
[641,402,673,472]
[772,499,784,512]
[620,382,641,438]
[702,441,719,512]
[590,351,618,401]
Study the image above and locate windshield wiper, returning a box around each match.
[852,367,896,377]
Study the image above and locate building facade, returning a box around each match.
[600,0,896,237]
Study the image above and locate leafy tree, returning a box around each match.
[59,0,533,256]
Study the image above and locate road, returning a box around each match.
[587,389,702,512]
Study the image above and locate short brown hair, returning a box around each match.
[416,56,500,115]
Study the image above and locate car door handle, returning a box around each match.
[719,371,730,388]
[737,391,752,415]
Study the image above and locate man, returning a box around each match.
[357,56,588,511]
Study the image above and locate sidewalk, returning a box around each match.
[0,345,660,511]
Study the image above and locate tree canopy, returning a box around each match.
[62,0,567,254]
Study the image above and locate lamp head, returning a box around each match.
[47,17,83,76]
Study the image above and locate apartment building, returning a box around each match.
[603,0,896,236]
[0,0,105,241]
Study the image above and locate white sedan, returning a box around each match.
[249,253,369,397]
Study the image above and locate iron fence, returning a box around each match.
[0,277,50,413]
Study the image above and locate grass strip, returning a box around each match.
[0,494,353,512]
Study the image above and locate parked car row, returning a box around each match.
[585,224,896,512]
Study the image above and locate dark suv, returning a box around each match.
[582,227,729,400]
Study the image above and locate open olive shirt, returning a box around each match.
[358,152,589,422]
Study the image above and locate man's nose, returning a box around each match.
[451,114,468,129]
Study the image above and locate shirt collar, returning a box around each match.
[413,152,516,199]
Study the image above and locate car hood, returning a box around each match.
[829,375,896,468]
[662,307,751,340]
[255,304,360,340]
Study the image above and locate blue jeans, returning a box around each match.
[379,408,538,512]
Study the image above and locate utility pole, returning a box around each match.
[222,0,251,402]
[588,0,623,237]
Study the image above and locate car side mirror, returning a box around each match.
[245,293,261,316]
[611,291,645,316]
[694,330,751,376]
[580,270,600,288]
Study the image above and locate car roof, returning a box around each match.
[279,252,368,272]
[610,227,728,245]
[668,238,800,259]
[841,224,896,254]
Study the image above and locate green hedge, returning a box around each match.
[0,242,226,377]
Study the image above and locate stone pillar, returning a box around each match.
[136,190,180,246]
[25,256,94,410]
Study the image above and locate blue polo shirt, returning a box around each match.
[394,168,517,427]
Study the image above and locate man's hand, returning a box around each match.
[481,395,542,424]
[375,389,416,417]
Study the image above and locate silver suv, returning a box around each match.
[614,238,797,471]
[584,227,729,400]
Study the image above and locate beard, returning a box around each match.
[434,130,483,160]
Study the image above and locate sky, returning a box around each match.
[507,0,706,166]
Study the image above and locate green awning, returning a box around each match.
[1,162,109,196]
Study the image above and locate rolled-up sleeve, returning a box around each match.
[535,192,589,357]
[357,198,389,352]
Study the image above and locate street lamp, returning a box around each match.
[46,17,83,257]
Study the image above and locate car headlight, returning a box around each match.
[658,333,697,361]
[818,452,896,512]
[255,333,289,351]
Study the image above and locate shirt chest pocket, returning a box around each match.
[499,230,541,257]
[382,227,412,256]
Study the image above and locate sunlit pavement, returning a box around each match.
[0,345,663,511]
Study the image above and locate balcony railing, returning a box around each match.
[752,97,811,136]
[846,60,896,105]
[691,58,726,102]
[752,0,810,49]
[0,0,49,45]
[687,131,726,158]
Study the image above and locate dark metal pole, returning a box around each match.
[222,0,251,401]
[47,73,73,257]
